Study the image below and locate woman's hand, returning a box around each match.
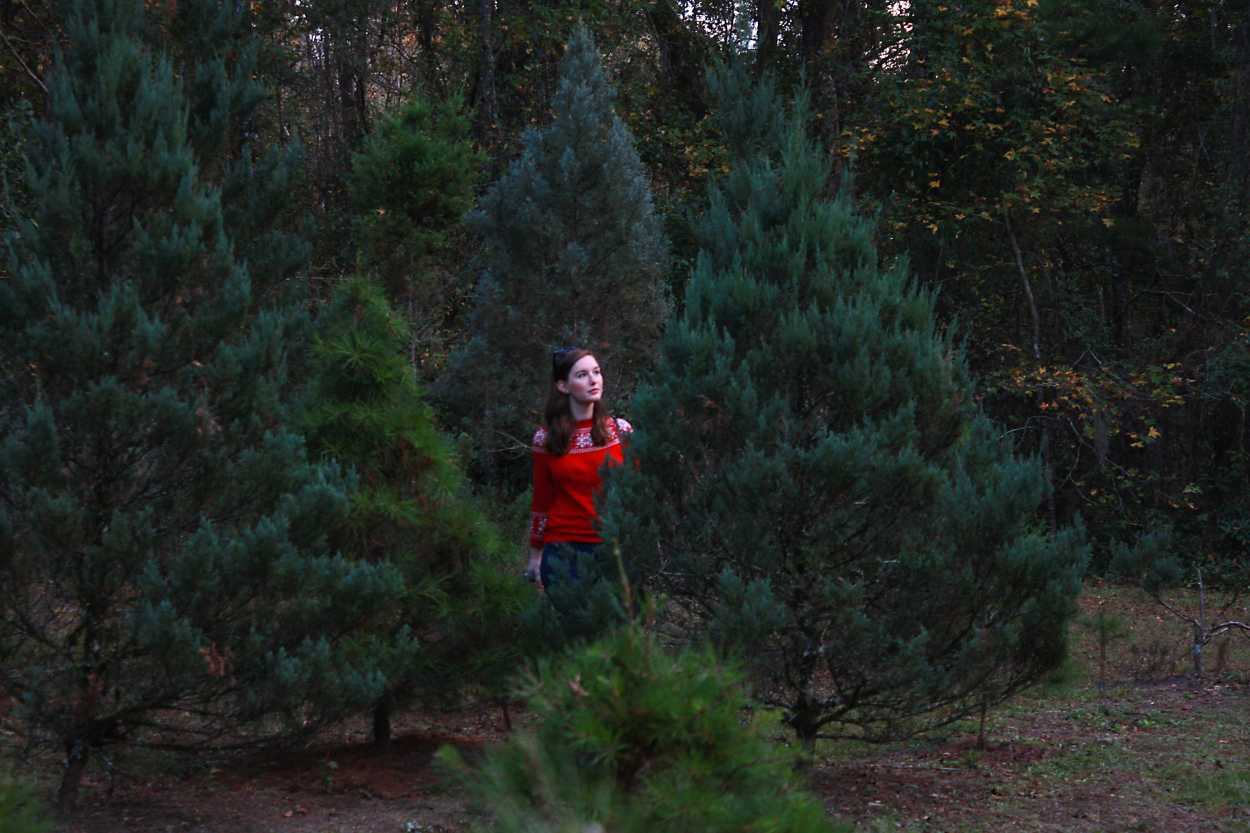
[523,547,544,588]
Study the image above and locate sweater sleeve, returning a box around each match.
[529,429,553,549]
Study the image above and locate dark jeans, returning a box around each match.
[540,541,599,590]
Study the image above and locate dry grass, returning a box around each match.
[817,581,1250,833]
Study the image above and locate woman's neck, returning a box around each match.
[570,401,594,422]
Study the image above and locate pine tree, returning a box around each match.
[0,0,402,806]
[599,63,1089,746]
[302,276,529,743]
[437,24,670,484]
[159,0,312,308]
[440,623,852,833]
[347,93,482,370]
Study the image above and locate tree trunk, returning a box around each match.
[1191,567,1206,683]
[418,0,441,93]
[756,0,780,74]
[337,52,364,151]
[372,691,393,748]
[787,648,821,754]
[1004,210,1041,363]
[472,0,497,144]
[329,1,371,154]
[798,0,836,67]
[646,0,708,118]
[789,705,820,755]
[1006,209,1058,534]
[58,733,89,810]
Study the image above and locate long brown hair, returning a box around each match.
[544,347,614,455]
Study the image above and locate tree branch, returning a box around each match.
[0,26,47,95]
[1150,592,1201,631]
[1207,621,1250,640]
[1003,208,1041,361]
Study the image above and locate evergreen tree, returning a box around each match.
[158,0,312,308]
[599,63,1089,746]
[302,276,529,743]
[0,100,35,237]
[347,93,482,371]
[0,0,402,806]
[437,24,670,484]
[440,622,851,833]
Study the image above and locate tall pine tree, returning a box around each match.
[0,0,401,806]
[347,93,482,372]
[600,63,1088,746]
[437,24,670,484]
[302,275,529,744]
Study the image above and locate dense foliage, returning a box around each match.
[347,93,482,372]
[441,623,851,833]
[2,0,1248,810]
[3,0,1242,572]
[0,0,403,806]
[302,275,527,742]
[601,62,1089,745]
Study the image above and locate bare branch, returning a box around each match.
[1003,209,1041,361]
[1151,592,1201,631]
[1208,621,1250,640]
[0,25,47,95]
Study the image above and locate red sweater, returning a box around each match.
[529,417,632,548]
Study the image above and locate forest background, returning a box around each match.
[1,0,1249,825]
[6,0,1245,561]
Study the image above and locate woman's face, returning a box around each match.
[557,354,603,407]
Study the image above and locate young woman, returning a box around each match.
[526,347,631,589]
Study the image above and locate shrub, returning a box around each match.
[441,623,851,833]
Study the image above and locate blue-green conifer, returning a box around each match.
[438,24,669,483]
[0,0,402,806]
[600,63,1088,746]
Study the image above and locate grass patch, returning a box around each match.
[1025,739,1133,781]
[1060,703,1184,735]
[1166,764,1250,809]
[0,770,53,833]
[855,815,927,833]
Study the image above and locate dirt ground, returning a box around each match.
[16,585,1250,833]
[41,706,501,833]
[814,679,1249,832]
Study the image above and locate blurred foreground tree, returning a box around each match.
[0,0,403,807]
[601,62,1089,747]
[440,622,852,833]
